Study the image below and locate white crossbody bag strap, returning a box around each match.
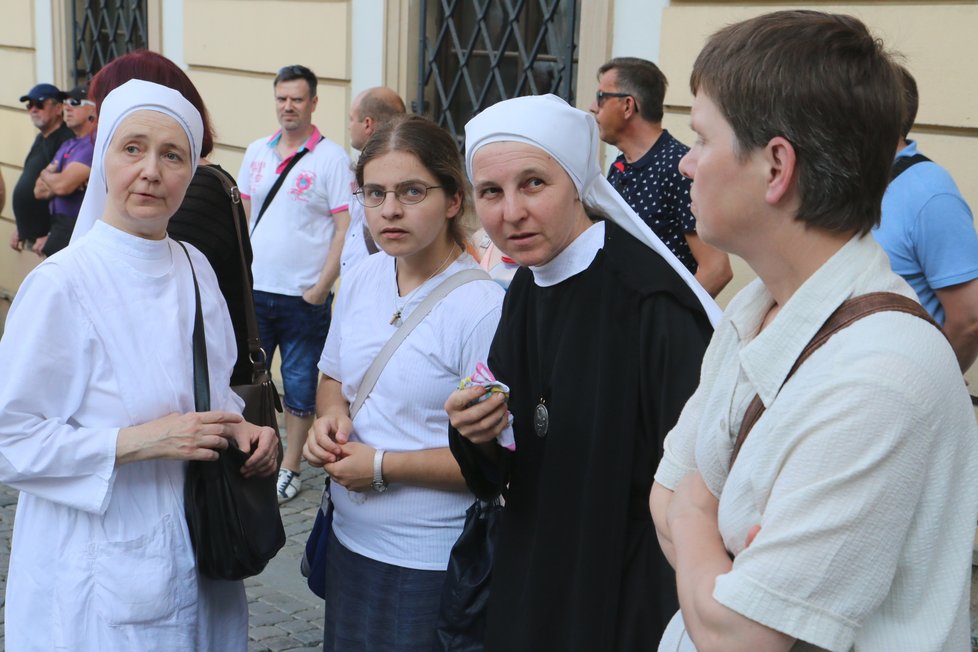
[349,268,491,420]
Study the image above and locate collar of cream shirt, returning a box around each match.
[728,233,914,406]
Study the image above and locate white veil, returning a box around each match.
[464,94,721,325]
[69,78,203,245]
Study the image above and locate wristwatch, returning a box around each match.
[372,449,388,493]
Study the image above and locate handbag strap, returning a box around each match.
[195,165,267,380]
[175,240,210,412]
[730,291,939,468]
[349,267,491,420]
[251,138,322,236]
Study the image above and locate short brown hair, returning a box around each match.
[274,65,317,98]
[896,65,919,140]
[598,57,667,123]
[690,10,901,235]
[355,115,474,247]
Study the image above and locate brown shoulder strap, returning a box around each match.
[730,292,939,468]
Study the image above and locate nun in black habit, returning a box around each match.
[445,94,723,651]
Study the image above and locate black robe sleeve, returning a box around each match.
[448,269,526,500]
[639,291,713,455]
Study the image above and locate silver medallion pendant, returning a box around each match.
[533,401,549,437]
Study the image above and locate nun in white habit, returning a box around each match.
[0,79,278,651]
[445,94,719,652]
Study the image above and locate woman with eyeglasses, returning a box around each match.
[303,115,504,652]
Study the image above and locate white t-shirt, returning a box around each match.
[340,199,374,275]
[238,127,354,295]
[319,252,504,570]
[655,234,978,652]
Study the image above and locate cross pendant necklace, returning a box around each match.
[390,245,459,326]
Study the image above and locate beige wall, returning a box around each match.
[184,0,353,177]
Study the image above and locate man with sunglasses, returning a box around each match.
[32,85,96,257]
[591,58,732,297]
[10,83,72,253]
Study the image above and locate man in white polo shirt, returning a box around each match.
[239,64,352,503]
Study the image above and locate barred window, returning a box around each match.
[417,0,580,147]
[72,0,149,85]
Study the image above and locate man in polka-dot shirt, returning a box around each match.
[591,57,732,297]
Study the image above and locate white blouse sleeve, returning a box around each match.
[319,281,348,381]
[457,301,503,381]
[0,265,118,513]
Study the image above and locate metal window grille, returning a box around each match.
[417,0,580,147]
[72,0,149,85]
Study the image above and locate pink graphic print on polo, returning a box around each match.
[289,171,316,202]
[250,160,266,186]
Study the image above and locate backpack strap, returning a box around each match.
[731,292,940,468]
[890,153,931,182]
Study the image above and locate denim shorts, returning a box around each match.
[253,290,331,416]
[323,530,446,652]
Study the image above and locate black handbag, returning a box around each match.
[178,239,286,581]
[434,497,502,652]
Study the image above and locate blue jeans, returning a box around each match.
[323,531,446,652]
[253,290,331,416]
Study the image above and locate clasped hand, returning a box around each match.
[304,413,375,492]
[118,410,278,478]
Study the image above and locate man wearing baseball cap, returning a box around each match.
[32,85,96,256]
[10,83,72,252]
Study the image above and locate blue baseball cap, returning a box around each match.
[19,83,62,103]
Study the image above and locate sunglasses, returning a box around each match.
[595,90,634,108]
[24,99,55,110]
[67,98,95,107]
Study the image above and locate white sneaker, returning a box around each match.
[276,468,301,504]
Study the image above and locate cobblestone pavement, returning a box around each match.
[0,458,327,652]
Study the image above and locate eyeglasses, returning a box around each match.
[595,90,633,108]
[67,98,95,107]
[24,99,54,110]
[354,183,443,208]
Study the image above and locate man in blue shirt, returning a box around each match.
[873,66,978,370]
